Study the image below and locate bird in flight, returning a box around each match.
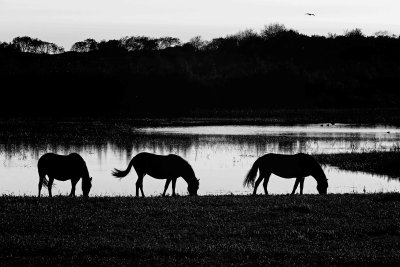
[305,13,315,16]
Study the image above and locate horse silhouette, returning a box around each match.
[244,153,328,195]
[112,152,199,197]
[37,153,92,197]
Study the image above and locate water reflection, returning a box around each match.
[1,125,400,196]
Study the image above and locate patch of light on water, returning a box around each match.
[134,125,400,154]
[137,124,400,137]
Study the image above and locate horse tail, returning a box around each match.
[112,157,135,178]
[243,158,260,188]
[41,177,49,188]
[38,160,50,188]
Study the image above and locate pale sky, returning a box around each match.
[1,0,400,50]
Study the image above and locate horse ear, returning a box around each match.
[197,178,200,181]
[90,177,93,181]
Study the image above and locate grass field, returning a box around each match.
[1,194,400,265]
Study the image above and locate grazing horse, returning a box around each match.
[112,152,199,197]
[37,153,92,197]
[244,153,328,195]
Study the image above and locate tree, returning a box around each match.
[71,38,98,52]
[71,41,87,52]
[98,39,126,53]
[344,28,364,38]
[374,31,395,38]
[49,43,65,54]
[327,33,338,39]
[260,23,287,39]
[12,36,64,54]
[12,36,34,52]
[187,36,207,51]
[156,37,181,49]
[85,39,98,51]
[140,37,158,51]
[0,41,17,52]
[206,38,225,50]
[120,36,142,51]
[235,29,259,41]
[119,36,160,51]
[231,29,262,48]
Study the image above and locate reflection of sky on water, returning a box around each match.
[1,125,400,196]
[137,124,400,135]
[136,124,400,154]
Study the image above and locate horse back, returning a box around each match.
[260,153,319,178]
[38,153,88,178]
[296,153,323,170]
[134,152,193,179]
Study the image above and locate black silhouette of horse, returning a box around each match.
[244,153,328,195]
[37,153,92,197]
[112,152,199,197]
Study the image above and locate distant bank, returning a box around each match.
[2,27,400,117]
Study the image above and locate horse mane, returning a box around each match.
[182,158,196,181]
[310,157,327,185]
[171,155,197,186]
[82,162,90,180]
[70,153,90,180]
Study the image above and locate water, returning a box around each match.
[1,124,400,196]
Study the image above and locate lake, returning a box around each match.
[1,124,400,196]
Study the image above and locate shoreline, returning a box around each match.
[0,115,399,179]
[2,107,400,125]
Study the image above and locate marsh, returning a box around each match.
[1,124,400,196]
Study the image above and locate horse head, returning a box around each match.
[316,178,328,194]
[188,178,200,196]
[82,177,93,197]
[312,162,328,194]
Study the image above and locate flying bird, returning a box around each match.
[305,13,315,16]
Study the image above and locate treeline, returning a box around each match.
[1,36,64,54]
[1,24,400,117]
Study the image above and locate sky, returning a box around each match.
[1,0,400,50]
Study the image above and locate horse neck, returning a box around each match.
[81,164,90,181]
[181,167,196,185]
[311,166,326,185]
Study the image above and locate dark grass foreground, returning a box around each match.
[1,195,400,265]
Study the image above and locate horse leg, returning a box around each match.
[291,178,301,195]
[140,182,145,197]
[171,178,177,197]
[253,175,264,195]
[38,175,44,197]
[135,174,142,197]
[262,174,271,195]
[162,179,171,197]
[136,175,145,197]
[299,177,305,195]
[47,177,54,197]
[70,178,78,197]
[253,175,266,195]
